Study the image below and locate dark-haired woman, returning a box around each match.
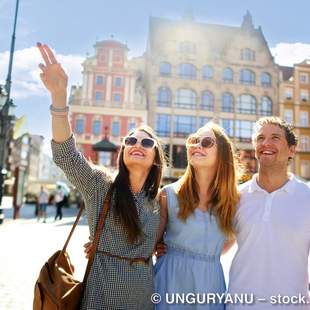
[37,43,165,310]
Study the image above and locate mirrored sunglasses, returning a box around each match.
[123,136,156,149]
[186,135,216,148]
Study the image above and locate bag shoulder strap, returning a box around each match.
[60,204,85,254]
[56,187,112,283]
[82,187,113,283]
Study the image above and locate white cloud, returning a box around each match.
[270,43,310,67]
[0,46,84,100]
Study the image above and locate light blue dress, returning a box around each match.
[154,183,226,309]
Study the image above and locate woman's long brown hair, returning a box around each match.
[112,125,165,244]
[177,123,239,239]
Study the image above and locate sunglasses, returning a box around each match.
[123,136,156,149]
[186,135,216,148]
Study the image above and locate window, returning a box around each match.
[177,63,196,79]
[300,111,309,127]
[156,114,170,137]
[260,97,273,116]
[235,120,255,142]
[221,92,234,112]
[175,89,197,109]
[113,93,121,103]
[95,91,104,101]
[128,121,136,132]
[114,77,122,88]
[240,69,255,85]
[202,65,214,80]
[199,117,210,128]
[111,121,120,136]
[300,73,309,84]
[284,110,293,124]
[92,120,101,135]
[301,160,310,178]
[241,48,255,61]
[223,67,233,82]
[96,75,104,85]
[237,94,257,114]
[201,90,214,111]
[220,119,234,137]
[173,115,196,138]
[261,72,272,87]
[300,90,309,102]
[159,62,171,76]
[299,136,310,151]
[98,49,108,64]
[75,119,85,134]
[112,49,122,62]
[179,41,196,54]
[157,87,172,107]
[285,88,293,100]
[173,145,187,168]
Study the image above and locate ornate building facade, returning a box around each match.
[145,12,279,179]
[280,60,310,179]
[69,40,147,167]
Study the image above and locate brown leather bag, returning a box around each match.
[33,191,111,310]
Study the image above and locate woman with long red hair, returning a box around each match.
[155,122,239,309]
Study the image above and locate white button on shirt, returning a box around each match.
[227,174,310,309]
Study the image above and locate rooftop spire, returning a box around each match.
[241,10,254,30]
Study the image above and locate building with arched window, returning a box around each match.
[68,13,283,180]
[145,12,278,179]
[69,40,147,167]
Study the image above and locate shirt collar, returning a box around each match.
[248,173,296,194]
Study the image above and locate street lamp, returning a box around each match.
[0,87,16,224]
[0,87,16,223]
[0,87,8,224]
[0,0,20,224]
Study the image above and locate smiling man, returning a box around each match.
[227,117,310,309]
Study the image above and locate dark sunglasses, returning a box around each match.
[186,135,216,148]
[123,136,156,149]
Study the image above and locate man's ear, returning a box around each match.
[288,145,297,160]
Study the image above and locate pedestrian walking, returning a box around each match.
[37,186,49,223]
[54,185,64,221]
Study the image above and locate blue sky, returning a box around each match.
[1,0,310,155]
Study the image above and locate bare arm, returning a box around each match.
[156,189,168,244]
[37,43,72,143]
[37,42,104,199]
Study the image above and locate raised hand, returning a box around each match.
[37,42,68,96]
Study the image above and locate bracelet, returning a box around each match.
[50,105,69,113]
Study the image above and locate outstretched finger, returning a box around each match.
[37,42,50,66]
[38,63,46,72]
[44,44,58,64]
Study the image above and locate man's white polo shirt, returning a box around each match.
[227,173,310,309]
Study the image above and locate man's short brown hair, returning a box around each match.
[252,116,298,147]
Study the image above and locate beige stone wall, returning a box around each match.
[146,18,278,178]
